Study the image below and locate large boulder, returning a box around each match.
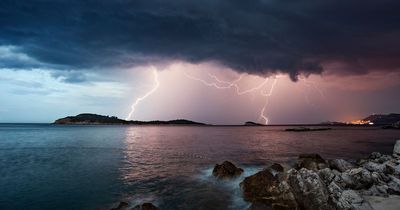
[393,140,400,158]
[240,166,298,209]
[212,161,243,179]
[287,168,332,210]
[328,185,373,210]
[132,203,160,210]
[339,168,374,190]
[319,168,374,209]
[297,154,328,171]
[329,159,355,172]
[270,163,284,173]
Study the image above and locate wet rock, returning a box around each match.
[212,161,243,179]
[393,140,400,158]
[297,154,328,171]
[329,159,355,172]
[132,203,159,210]
[240,168,298,209]
[110,201,129,210]
[270,163,284,173]
[287,168,332,210]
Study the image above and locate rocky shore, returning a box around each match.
[214,140,400,210]
[111,140,400,210]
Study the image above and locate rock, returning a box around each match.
[324,175,373,210]
[110,201,129,210]
[332,189,373,210]
[329,159,355,172]
[369,152,382,160]
[212,161,243,179]
[339,168,374,190]
[366,152,393,164]
[270,163,284,173]
[318,168,337,185]
[132,203,159,210]
[297,154,328,171]
[240,168,298,209]
[387,175,400,195]
[363,185,388,196]
[393,140,400,158]
[329,182,373,210]
[287,168,332,210]
[384,161,400,176]
[363,161,385,173]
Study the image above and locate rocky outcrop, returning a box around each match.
[297,154,328,171]
[288,168,332,210]
[240,164,298,210]
[212,161,243,179]
[239,142,400,210]
[329,159,355,172]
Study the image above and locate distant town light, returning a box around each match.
[345,120,373,125]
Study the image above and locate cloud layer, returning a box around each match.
[1,0,400,80]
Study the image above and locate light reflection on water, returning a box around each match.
[118,126,399,209]
[0,124,398,210]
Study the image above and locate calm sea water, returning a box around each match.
[0,124,399,210]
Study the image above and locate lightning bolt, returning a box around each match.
[125,67,160,120]
[259,77,278,124]
[184,72,279,124]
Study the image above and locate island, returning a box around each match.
[285,127,332,132]
[243,121,265,126]
[54,113,207,125]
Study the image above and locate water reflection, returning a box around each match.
[118,126,399,209]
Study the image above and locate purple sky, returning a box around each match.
[0,1,399,124]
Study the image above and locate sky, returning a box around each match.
[0,0,399,124]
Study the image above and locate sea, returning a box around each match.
[0,124,399,210]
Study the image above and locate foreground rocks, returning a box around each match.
[297,153,328,171]
[237,139,400,210]
[240,163,298,209]
[212,161,244,179]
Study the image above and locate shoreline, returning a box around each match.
[112,140,400,210]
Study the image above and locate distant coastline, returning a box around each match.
[52,113,400,128]
[54,113,207,126]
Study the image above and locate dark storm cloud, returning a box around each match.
[51,71,87,83]
[1,0,400,80]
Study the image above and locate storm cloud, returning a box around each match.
[1,0,400,80]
